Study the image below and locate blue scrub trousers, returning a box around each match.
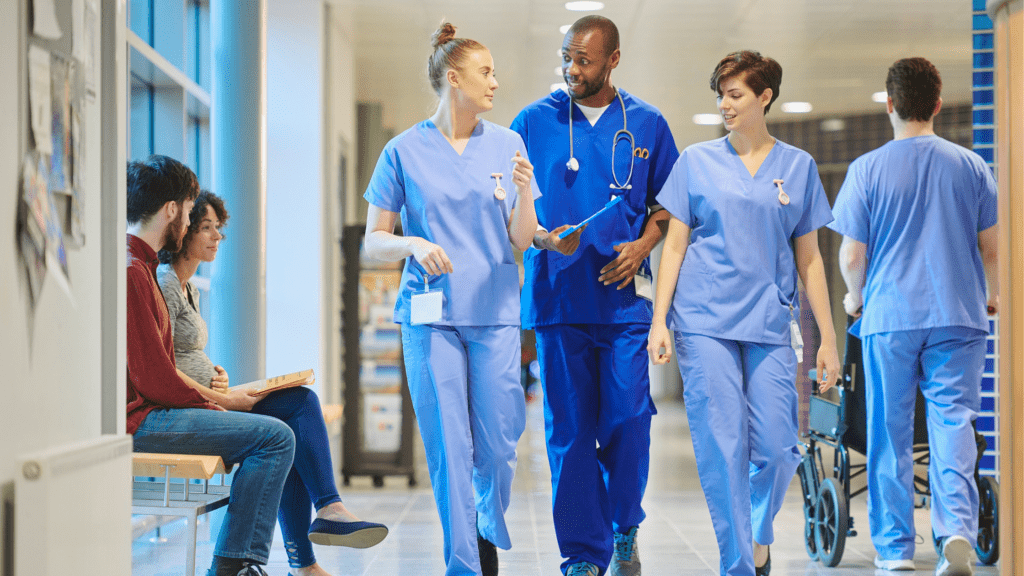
[402,324,526,576]
[863,326,985,561]
[674,332,801,576]
[534,323,655,574]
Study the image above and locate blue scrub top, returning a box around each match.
[828,135,997,337]
[511,88,679,328]
[364,119,541,326]
[656,137,833,345]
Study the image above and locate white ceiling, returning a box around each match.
[352,0,975,147]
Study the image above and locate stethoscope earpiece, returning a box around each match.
[566,157,580,172]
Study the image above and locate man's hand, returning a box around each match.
[211,365,229,392]
[536,224,585,255]
[599,239,650,289]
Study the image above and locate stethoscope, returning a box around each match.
[566,88,634,190]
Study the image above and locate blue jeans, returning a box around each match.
[133,408,296,564]
[252,387,343,568]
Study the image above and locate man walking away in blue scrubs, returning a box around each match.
[829,57,999,576]
[511,15,679,576]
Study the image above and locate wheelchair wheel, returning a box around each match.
[804,520,818,560]
[976,476,999,565]
[814,478,848,567]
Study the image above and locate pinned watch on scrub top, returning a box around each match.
[491,173,506,200]
[773,179,790,206]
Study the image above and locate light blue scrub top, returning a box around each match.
[656,137,834,345]
[828,135,998,337]
[364,119,541,326]
[511,89,679,328]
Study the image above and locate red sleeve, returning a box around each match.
[126,266,209,408]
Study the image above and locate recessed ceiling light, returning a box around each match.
[872,91,888,103]
[781,102,813,113]
[565,1,605,10]
[692,114,723,125]
[554,66,563,77]
[559,24,572,34]
[551,82,567,93]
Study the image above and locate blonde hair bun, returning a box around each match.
[431,22,457,49]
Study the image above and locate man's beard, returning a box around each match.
[161,209,186,253]
[566,68,607,102]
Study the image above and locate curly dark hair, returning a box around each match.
[710,50,783,115]
[158,190,229,264]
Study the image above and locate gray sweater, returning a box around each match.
[157,264,217,387]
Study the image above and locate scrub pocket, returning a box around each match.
[675,331,711,408]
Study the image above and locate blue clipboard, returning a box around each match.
[557,196,624,239]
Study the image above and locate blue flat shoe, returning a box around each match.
[307,517,388,548]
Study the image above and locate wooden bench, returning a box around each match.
[132,453,235,576]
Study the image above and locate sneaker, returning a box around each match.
[936,535,974,576]
[610,526,641,576]
[874,556,916,571]
[236,562,269,576]
[565,561,599,576]
[207,558,269,576]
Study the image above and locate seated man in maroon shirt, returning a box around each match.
[127,155,295,576]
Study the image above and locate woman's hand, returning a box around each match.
[816,342,841,393]
[210,365,229,392]
[647,321,673,365]
[216,387,260,412]
[409,237,454,276]
[511,151,533,195]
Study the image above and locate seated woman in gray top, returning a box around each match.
[157,190,387,576]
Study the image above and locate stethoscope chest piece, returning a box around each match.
[773,179,790,206]
[491,173,507,200]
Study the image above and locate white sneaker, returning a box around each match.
[936,535,974,576]
[874,556,916,571]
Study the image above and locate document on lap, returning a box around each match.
[232,369,315,396]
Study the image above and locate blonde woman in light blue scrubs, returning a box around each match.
[362,22,539,576]
[648,51,840,576]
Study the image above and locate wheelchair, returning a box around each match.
[797,322,1000,567]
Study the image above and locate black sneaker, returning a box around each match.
[478,534,498,576]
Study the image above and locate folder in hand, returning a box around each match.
[558,195,624,239]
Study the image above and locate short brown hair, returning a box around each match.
[886,57,942,122]
[427,21,486,96]
[710,51,783,115]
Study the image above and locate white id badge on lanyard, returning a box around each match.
[410,281,443,325]
[789,304,804,363]
[633,260,653,302]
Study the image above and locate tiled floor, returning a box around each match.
[133,396,1000,576]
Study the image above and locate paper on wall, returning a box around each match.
[28,46,53,155]
[33,0,64,40]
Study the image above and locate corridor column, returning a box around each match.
[987,1,1022,574]
[209,0,268,383]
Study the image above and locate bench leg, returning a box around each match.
[186,511,198,576]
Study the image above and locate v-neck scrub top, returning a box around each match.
[656,136,834,345]
[364,119,541,326]
[511,88,679,328]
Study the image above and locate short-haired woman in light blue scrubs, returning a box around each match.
[362,21,540,576]
[648,51,841,576]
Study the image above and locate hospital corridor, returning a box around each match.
[129,393,1001,576]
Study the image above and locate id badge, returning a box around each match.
[410,289,443,325]
[634,261,653,302]
[790,318,804,363]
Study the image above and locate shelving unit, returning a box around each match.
[340,225,416,488]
